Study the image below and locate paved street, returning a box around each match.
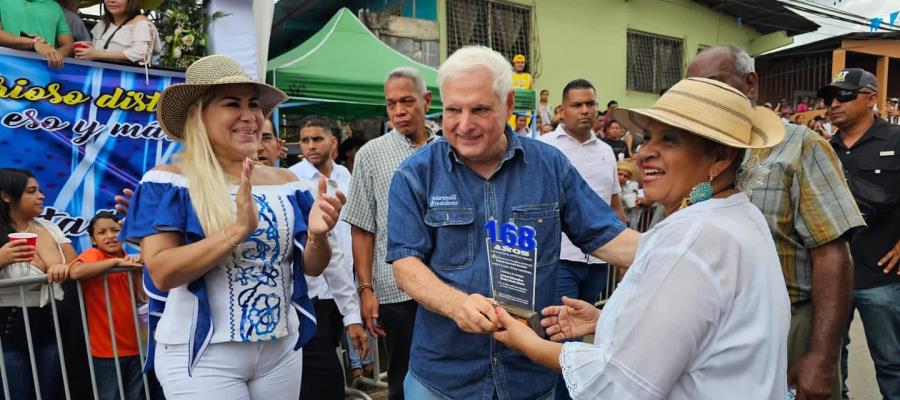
[846,311,880,400]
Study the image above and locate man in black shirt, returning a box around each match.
[602,119,630,160]
[821,68,900,400]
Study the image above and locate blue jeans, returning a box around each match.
[841,282,900,400]
[555,260,610,308]
[0,340,61,400]
[554,260,608,400]
[345,329,373,370]
[404,372,554,400]
[94,355,145,400]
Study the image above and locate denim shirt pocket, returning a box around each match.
[511,203,560,267]
[424,207,475,270]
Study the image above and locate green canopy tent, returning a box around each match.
[268,7,536,136]
[267,8,442,120]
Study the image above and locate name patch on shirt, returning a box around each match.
[430,194,459,207]
[880,151,895,156]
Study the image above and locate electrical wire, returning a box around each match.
[789,0,886,24]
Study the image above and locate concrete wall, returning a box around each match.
[364,13,441,67]
[351,0,438,21]
[438,0,787,108]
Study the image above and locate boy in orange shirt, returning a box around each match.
[69,211,144,400]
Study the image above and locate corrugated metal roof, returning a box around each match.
[758,31,900,61]
[693,0,819,36]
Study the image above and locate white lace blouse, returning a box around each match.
[559,193,790,399]
[90,20,161,65]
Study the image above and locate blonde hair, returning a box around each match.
[176,96,235,235]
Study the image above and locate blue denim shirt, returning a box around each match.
[386,128,626,399]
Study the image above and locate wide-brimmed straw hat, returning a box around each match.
[612,78,785,149]
[156,55,288,141]
[616,159,640,179]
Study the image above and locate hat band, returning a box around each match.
[750,125,769,143]
[211,75,252,85]
[667,88,753,126]
[653,105,756,145]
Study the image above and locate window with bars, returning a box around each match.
[627,30,684,93]
[446,0,531,71]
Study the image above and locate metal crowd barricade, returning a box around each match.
[76,266,151,400]
[344,335,388,392]
[0,266,149,400]
[595,263,620,309]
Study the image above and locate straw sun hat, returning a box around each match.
[612,78,785,149]
[156,55,288,141]
[616,159,640,179]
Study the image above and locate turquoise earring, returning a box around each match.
[688,176,714,205]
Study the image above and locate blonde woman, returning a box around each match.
[124,55,343,399]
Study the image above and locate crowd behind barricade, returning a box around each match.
[1,6,899,399]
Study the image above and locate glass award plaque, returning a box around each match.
[484,220,545,338]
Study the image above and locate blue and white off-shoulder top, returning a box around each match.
[123,170,318,375]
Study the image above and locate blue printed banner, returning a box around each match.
[0,48,184,251]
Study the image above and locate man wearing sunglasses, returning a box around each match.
[820,68,900,400]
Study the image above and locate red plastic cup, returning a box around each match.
[8,232,37,262]
[74,41,91,50]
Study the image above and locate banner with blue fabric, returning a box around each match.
[0,48,184,251]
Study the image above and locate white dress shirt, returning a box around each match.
[540,124,620,263]
[559,194,790,399]
[289,159,362,327]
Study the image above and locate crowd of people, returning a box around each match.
[0,8,898,399]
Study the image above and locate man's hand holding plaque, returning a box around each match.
[485,220,546,338]
[451,292,501,334]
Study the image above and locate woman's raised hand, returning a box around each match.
[307,176,346,237]
[540,296,601,342]
[233,158,259,238]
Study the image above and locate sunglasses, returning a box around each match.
[823,89,873,105]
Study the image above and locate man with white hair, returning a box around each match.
[342,66,436,400]
[385,45,637,399]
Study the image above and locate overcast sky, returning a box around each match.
[784,0,900,48]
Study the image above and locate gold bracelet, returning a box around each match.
[306,233,324,249]
[357,284,374,295]
[223,226,241,247]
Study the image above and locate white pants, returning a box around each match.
[155,332,302,399]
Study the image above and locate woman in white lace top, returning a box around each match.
[74,0,160,65]
[493,78,792,399]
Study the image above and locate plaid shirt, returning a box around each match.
[341,129,435,304]
[741,123,865,304]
